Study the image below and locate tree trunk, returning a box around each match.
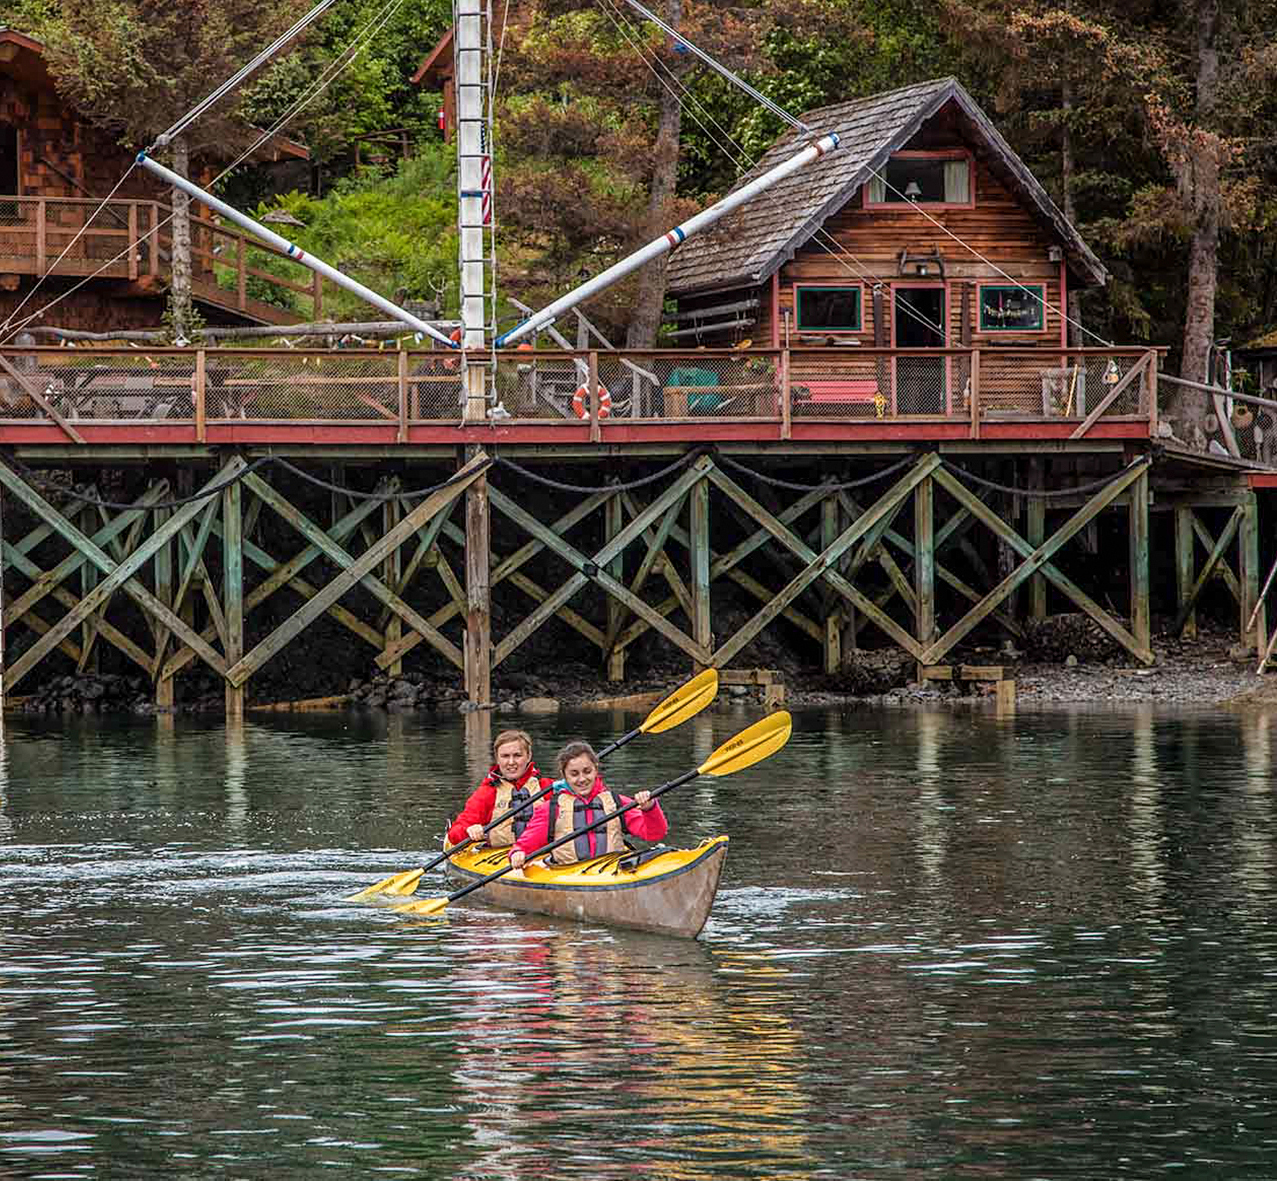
[1176,0,1221,445]
[624,0,685,351]
[1061,76,1084,349]
[168,133,194,342]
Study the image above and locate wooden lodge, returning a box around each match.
[0,78,1273,713]
[0,28,312,334]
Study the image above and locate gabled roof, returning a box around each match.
[1239,327,1277,353]
[665,77,1108,297]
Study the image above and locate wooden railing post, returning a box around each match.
[127,202,138,280]
[36,199,46,274]
[312,270,323,320]
[1146,349,1158,436]
[236,235,247,311]
[588,349,601,443]
[780,347,792,440]
[150,202,160,275]
[969,348,981,439]
[397,348,409,443]
[194,348,206,442]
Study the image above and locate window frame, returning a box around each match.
[862,149,975,210]
[977,282,1048,334]
[794,283,864,333]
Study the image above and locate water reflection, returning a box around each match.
[1,704,1276,1177]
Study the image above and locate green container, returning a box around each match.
[667,366,721,413]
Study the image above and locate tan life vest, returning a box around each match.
[546,788,625,866]
[486,778,537,847]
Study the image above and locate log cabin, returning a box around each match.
[664,77,1110,418]
[0,27,311,334]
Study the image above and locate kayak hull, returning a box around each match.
[443,836,729,939]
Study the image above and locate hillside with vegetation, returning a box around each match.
[1,0,1275,384]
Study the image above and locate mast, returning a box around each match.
[455,0,494,421]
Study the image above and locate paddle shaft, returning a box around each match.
[595,724,641,761]
[439,770,698,907]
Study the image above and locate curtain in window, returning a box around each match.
[943,160,969,203]
[868,175,886,203]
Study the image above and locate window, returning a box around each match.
[796,285,862,331]
[978,284,1045,332]
[868,154,970,205]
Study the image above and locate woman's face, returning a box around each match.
[495,740,531,782]
[562,754,598,796]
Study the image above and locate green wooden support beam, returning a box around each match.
[821,492,841,674]
[604,489,626,681]
[463,468,491,704]
[1189,510,1242,604]
[1128,464,1150,656]
[915,470,935,654]
[690,473,711,667]
[1175,506,1197,640]
[1027,459,1046,621]
[1240,491,1262,655]
[1173,507,1241,636]
[223,472,245,717]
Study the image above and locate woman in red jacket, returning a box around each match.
[447,729,552,849]
[508,740,667,868]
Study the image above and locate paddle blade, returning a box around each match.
[394,896,450,916]
[344,867,423,902]
[383,869,425,897]
[698,710,792,777]
[641,668,719,734]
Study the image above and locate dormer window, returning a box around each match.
[867,152,971,206]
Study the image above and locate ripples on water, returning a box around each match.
[1,705,1276,1178]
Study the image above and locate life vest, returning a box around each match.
[483,763,544,847]
[545,784,625,865]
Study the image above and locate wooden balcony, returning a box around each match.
[0,195,327,326]
[0,344,1186,458]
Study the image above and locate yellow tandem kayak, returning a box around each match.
[443,836,729,939]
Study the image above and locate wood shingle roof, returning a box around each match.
[665,77,1108,297]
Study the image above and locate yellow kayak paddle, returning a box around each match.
[345,669,720,902]
[394,709,792,917]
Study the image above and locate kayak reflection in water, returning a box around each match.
[508,740,667,869]
[447,728,553,849]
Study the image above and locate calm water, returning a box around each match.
[1,703,1276,1179]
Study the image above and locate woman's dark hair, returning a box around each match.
[556,740,598,777]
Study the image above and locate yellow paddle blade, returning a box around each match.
[344,866,423,903]
[698,710,792,777]
[641,668,719,734]
[383,869,425,897]
[394,896,450,916]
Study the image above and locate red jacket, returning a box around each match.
[513,775,668,859]
[447,762,552,844]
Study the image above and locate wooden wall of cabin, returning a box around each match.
[0,279,260,335]
[776,157,1068,351]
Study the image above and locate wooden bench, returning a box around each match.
[920,663,1016,710]
[792,378,886,414]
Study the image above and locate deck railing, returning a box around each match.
[0,345,1171,449]
[0,196,326,320]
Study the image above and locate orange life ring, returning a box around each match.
[572,384,612,419]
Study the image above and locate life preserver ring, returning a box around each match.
[572,384,611,419]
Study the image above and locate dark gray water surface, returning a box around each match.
[2,704,1276,1179]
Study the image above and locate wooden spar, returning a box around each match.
[0,354,86,445]
[1188,511,1242,605]
[226,459,489,686]
[1026,459,1046,621]
[690,473,711,667]
[821,492,840,674]
[464,459,491,703]
[705,455,941,665]
[153,501,174,709]
[222,469,244,718]
[1128,461,1150,655]
[928,461,1155,666]
[604,490,625,681]
[914,468,935,656]
[1173,507,1241,636]
[1175,506,1197,640]
[487,460,714,668]
[1240,492,1262,654]
[0,460,241,689]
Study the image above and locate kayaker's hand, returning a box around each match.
[509,849,526,868]
[466,824,485,843]
[635,790,653,811]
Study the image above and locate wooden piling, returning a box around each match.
[1027,458,1046,622]
[605,489,625,682]
[690,470,711,669]
[1128,463,1150,657]
[1175,505,1196,640]
[464,454,491,705]
[223,467,244,718]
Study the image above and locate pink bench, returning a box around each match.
[793,378,882,405]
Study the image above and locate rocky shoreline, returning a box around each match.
[8,615,1275,717]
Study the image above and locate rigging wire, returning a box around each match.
[593,0,948,340]
[0,0,411,347]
